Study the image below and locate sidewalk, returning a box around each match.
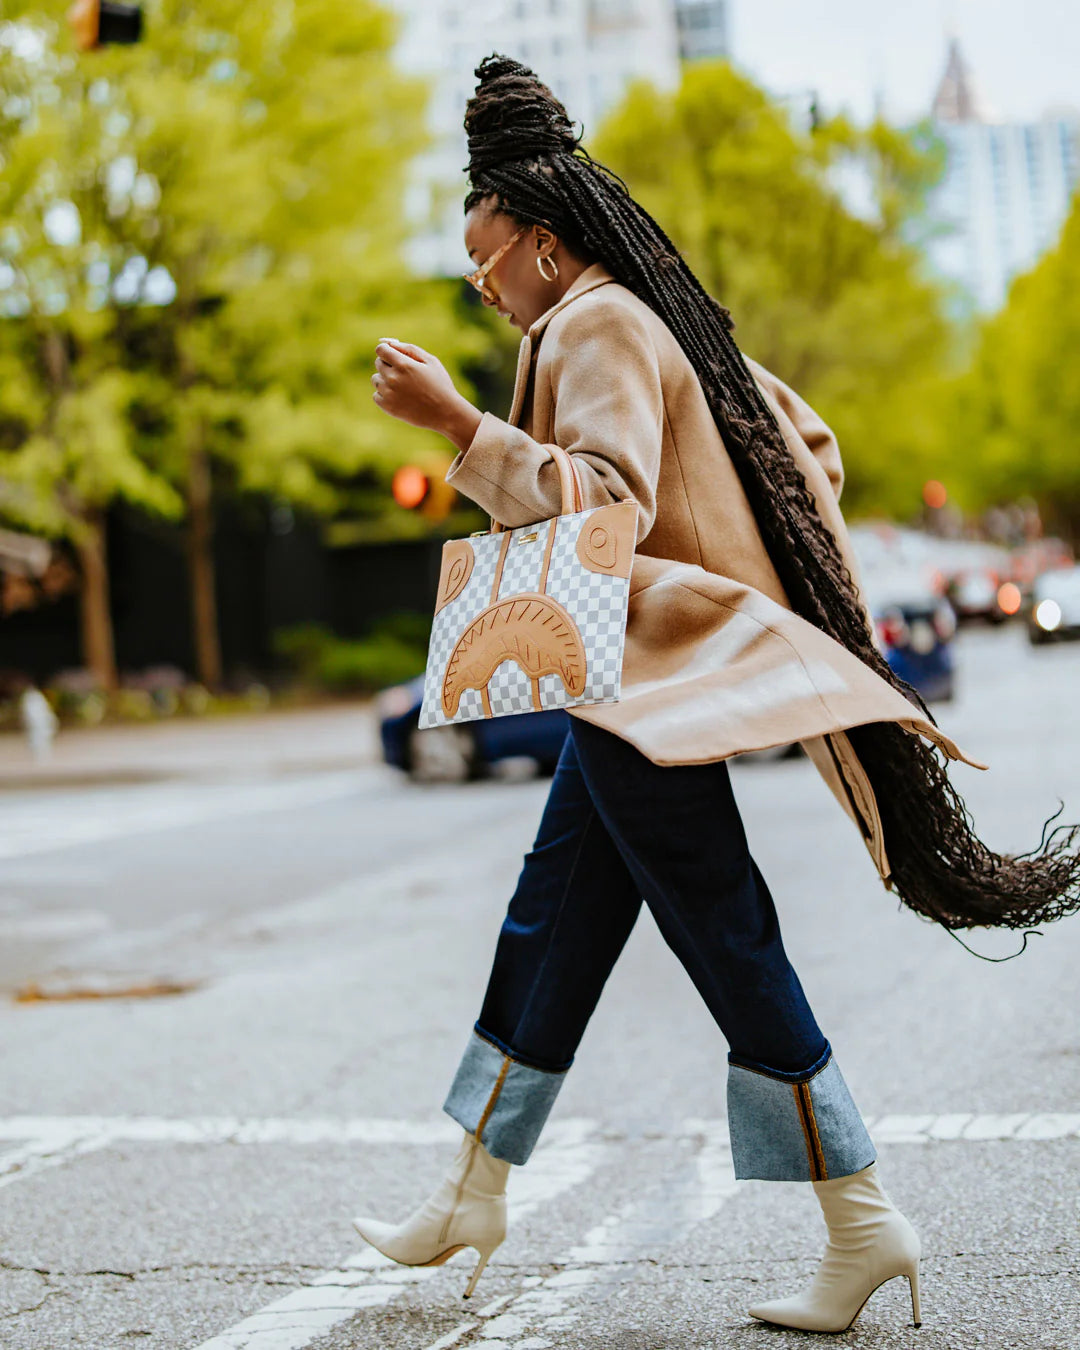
[0,702,379,789]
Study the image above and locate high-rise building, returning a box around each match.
[390,0,682,276]
[673,0,729,62]
[925,39,1079,312]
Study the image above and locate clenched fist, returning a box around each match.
[372,340,482,452]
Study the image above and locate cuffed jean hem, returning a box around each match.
[443,1029,567,1165]
[727,1049,876,1182]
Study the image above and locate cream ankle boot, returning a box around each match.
[748,1163,921,1333]
[352,1131,510,1298]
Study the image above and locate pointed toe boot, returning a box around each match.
[352,1131,510,1298]
[748,1163,922,1333]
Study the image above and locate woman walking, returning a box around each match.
[355,56,1080,1333]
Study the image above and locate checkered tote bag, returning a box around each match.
[419,447,637,728]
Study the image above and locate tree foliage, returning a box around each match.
[0,2,481,683]
[592,62,956,516]
[938,195,1080,538]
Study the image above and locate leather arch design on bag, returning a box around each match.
[441,592,587,718]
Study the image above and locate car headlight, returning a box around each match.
[1035,599,1062,632]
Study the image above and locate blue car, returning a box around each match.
[377,676,570,782]
[872,594,957,705]
[379,592,956,781]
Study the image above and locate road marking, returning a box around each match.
[424,1323,479,1350]
[3,1111,1078,1348]
[1,1111,1079,1151]
[0,904,111,939]
[0,1116,461,1145]
[455,1128,740,1350]
[188,1121,610,1350]
[0,1123,118,1191]
[0,774,364,861]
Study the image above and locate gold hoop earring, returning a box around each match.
[537,254,559,282]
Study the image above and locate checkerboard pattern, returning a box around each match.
[420,505,632,729]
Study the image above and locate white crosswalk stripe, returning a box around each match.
[2,1112,1077,1350]
[0,774,365,861]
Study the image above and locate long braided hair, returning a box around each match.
[464,54,1080,937]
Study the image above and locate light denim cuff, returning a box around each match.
[443,1030,567,1165]
[727,1053,876,1182]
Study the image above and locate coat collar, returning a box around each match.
[507,264,617,426]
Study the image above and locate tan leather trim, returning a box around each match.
[490,529,512,605]
[435,540,475,615]
[575,501,638,579]
[441,593,587,719]
[547,444,583,515]
[538,517,558,595]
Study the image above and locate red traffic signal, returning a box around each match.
[391,463,456,521]
[392,466,430,511]
[68,0,143,51]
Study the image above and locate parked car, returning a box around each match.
[379,580,957,780]
[944,564,1012,623]
[872,592,957,703]
[1028,566,1080,646]
[378,676,570,782]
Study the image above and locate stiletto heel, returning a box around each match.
[463,1249,492,1299]
[352,1132,509,1293]
[908,1264,922,1327]
[749,1164,923,1333]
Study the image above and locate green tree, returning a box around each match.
[0,20,179,688]
[592,62,957,517]
[938,195,1080,538]
[0,2,480,685]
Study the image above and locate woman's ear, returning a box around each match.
[534,225,558,259]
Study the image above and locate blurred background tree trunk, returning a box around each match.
[73,511,118,691]
[186,441,221,691]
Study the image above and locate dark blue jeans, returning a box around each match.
[444,719,876,1181]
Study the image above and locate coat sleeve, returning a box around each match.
[745,357,845,502]
[445,298,663,539]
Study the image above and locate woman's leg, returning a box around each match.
[443,731,644,1163]
[355,733,641,1294]
[568,717,875,1184]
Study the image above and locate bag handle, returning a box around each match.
[491,444,583,533]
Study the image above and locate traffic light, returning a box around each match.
[922,480,948,510]
[68,0,143,51]
[391,463,456,522]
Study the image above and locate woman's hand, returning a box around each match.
[372,340,482,452]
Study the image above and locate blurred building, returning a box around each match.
[391,0,685,275]
[926,38,1080,312]
[674,0,729,61]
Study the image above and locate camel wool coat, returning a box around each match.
[446,264,979,882]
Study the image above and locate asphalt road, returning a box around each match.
[1,624,1079,1350]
